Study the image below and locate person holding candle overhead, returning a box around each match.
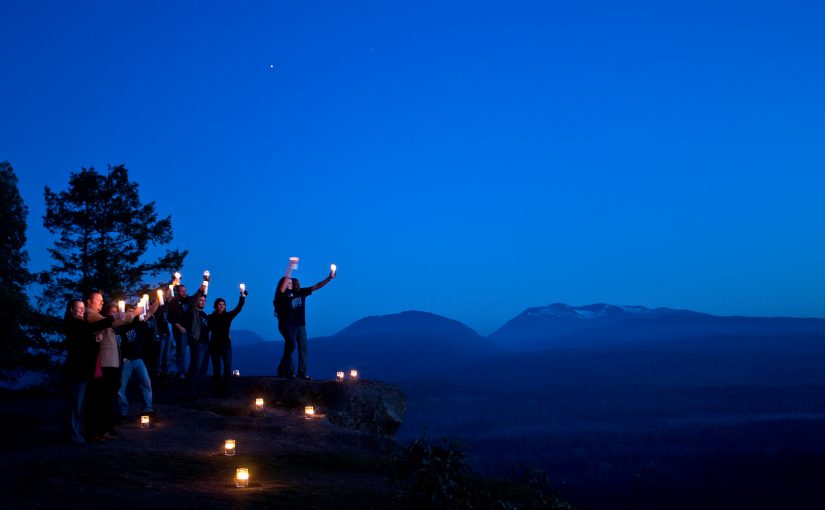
[115,303,157,419]
[208,285,248,396]
[273,259,336,380]
[168,279,206,380]
[153,286,174,377]
[186,292,211,398]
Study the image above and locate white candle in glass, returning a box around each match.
[235,468,249,488]
[157,289,164,305]
[330,263,337,276]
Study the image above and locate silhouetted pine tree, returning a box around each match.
[40,164,187,313]
[0,161,35,368]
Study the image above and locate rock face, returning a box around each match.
[230,377,406,436]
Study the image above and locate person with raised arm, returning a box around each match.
[273,259,335,380]
[208,286,247,396]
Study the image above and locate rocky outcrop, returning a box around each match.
[228,377,406,436]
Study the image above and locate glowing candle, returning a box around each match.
[330,263,337,276]
[289,257,299,270]
[232,369,240,377]
[336,371,344,382]
[174,272,181,284]
[255,398,264,410]
[156,289,164,306]
[235,468,249,488]
[224,439,236,456]
[140,415,150,429]
[168,284,174,294]
[118,300,125,313]
[350,369,359,380]
[305,405,315,419]
[203,270,210,279]
[202,280,209,295]
[240,283,246,293]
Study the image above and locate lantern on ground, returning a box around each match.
[224,439,236,456]
[305,405,315,419]
[140,415,150,429]
[235,468,249,488]
[336,371,344,382]
[255,398,264,410]
[350,369,359,380]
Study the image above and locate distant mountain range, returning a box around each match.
[232,304,825,380]
[488,303,825,351]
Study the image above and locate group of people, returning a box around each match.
[63,258,335,445]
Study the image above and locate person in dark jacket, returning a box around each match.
[187,293,211,398]
[208,289,247,396]
[65,299,114,444]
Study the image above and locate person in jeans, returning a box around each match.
[116,305,156,418]
[208,289,247,396]
[273,261,335,380]
[64,299,114,444]
[168,282,205,380]
[153,286,173,377]
[187,293,211,398]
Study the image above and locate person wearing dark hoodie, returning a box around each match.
[115,305,156,418]
[208,288,247,396]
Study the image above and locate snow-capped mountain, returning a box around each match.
[488,303,825,351]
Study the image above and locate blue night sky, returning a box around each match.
[2,1,824,340]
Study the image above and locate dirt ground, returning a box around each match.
[0,377,409,510]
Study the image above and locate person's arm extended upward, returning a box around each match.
[308,268,336,292]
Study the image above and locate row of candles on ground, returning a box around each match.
[138,369,361,425]
[226,369,359,381]
[139,366,356,489]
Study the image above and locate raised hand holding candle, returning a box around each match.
[330,263,337,277]
[173,271,181,284]
[203,270,210,281]
[157,289,164,306]
[240,283,246,295]
[289,257,299,270]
